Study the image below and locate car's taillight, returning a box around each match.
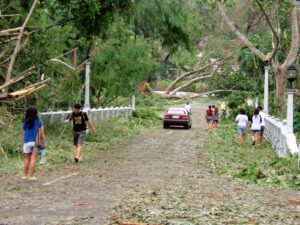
[164,115,170,119]
[181,115,188,119]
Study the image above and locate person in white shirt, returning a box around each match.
[184,102,192,115]
[250,108,262,146]
[257,106,265,142]
[235,108,249,144]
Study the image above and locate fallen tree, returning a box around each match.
[155,54,232,99]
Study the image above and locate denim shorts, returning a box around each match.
[23,141,40,154]
[237,125,247,134]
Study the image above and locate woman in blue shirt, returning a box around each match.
[22,106,45,180]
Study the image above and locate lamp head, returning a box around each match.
[287,64,297,89]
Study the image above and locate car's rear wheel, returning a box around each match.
[163,123,169,129]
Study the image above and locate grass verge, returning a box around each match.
[206,118,300,190]
[0,95,173,174]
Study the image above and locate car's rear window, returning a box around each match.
[168,110,186,115]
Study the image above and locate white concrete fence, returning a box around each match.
[40,106,133,126]
[264,114,298,156]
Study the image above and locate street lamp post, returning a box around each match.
[84,58,91,111]
[255,89,259,108]
[131,87,136,111]
[286,65,297,133]
[263,61,270,114]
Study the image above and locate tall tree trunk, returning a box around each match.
[275,66,287,115]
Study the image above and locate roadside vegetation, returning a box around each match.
[0,96,182,174]
[206,116,300,190]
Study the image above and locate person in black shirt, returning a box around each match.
[64,103,96,163]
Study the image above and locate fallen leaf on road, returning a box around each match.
[74,201,90,206]
[288,199,300,205]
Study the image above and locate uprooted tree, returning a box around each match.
[156,54,234,98]
[0,0,50,102]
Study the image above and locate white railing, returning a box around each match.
[264,114,298,156]
[40,106,133,126]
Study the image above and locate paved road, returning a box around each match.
[1,104,300,224]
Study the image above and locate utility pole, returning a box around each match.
[263,61,270,114]
[84,58,91,111]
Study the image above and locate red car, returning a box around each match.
[163,108,192,129]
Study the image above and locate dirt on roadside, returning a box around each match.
[1,104,300,225]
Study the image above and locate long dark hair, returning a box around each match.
[24,106,38,129]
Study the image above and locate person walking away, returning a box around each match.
[235,108,248,144]
[205,105,213,130]
[213,107,219,128]
[184,102,192,115]
[258,106,265,143]
[250,108,262,146]
[64,103,96,163]
[211,105,215,115]
[22,106,46,180]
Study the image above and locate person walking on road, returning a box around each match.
[250,108,262,146]
[235,108,248,144]
[205,105,213,131]
[64,103,96,163]
[258,106,265,143]
[184,102,192,115]
[213,107,219,128]
[22,106,46,180]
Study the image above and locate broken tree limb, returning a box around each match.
[169,69,218,96]
[164,58,224,94]
[14,84,47,100]
[49,58,76,70]
[5,0,38,84]
[190,89,235,99]
[0,78,50,101]
[0,67,36,90]
[0,27,21,36]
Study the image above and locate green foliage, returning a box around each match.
[132,0,202,53]
[46,0,132,37]
[130,108,162,128]
[0,95,168,173]
[207,120,300,189]
[92,33,163,102]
